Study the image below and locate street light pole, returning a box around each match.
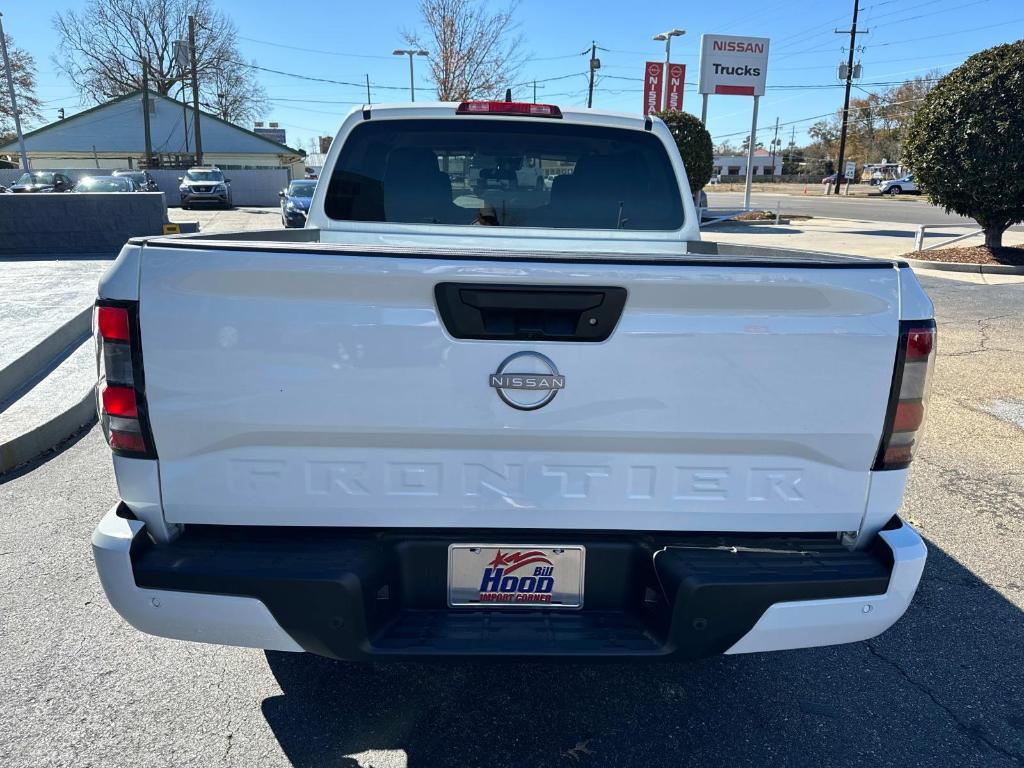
[652,28,685,110]
[0,12,29,170]
[393,49,428,102]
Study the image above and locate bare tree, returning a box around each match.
[204,63,268,124]
[52,0,267,124]
[404,0,523,101]
[0,34,42,141]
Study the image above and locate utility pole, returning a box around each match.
[141,60,153,167]
[533,80,537,103]
[189,15,203,165]
[768,116,780,180]
[0,13,29,170]
[365,74,371,104]
[587,41,597,108]
[833,0,867,195]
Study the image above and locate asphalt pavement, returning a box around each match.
[1,271,1022,768]
[706,190,1023,228]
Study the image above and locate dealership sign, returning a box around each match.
[643,62,663,114]
[698,34,770,96]
[643,62,685,115]
[666,64,685,111]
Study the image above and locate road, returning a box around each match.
[706,191,1020,228]
[1,270,1022,768]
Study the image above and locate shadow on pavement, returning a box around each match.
[260,540,1024,768]
[0,418,96,485]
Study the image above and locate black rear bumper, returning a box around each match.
[130,518,895,661]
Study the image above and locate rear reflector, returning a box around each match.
[97,306,131,341]
[110,429,147,453]
[456,101,563,118]
[874,320,936,470]
[892,400,925,433]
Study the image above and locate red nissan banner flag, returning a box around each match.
[643,61,663,115]
[666,63,686,111]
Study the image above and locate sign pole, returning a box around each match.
[700,94,709,125]
[743,95,759,211]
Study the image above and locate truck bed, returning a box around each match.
[131,228,903,267]
[112,232,911,535]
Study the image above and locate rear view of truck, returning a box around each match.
[92,102,933,660]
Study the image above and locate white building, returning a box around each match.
[713,149,782,178]
[0,90,304,174]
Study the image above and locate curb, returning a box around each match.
[902,256,1024,275]
[0,388,96,475]
[0,305,92,404]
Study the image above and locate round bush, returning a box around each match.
[903,40,1024,248]
[653,110,714,194]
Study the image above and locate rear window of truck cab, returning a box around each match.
[324,118,684,231]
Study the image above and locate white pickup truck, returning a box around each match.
[92,101,933,661]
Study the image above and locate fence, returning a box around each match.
[1,168,291,207]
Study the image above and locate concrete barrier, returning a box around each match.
[0,388,96,475]
[0,192,167,255]
[0,305,91,405]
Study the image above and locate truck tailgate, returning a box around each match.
[138,245,901,532]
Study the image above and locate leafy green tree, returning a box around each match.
[653,110,713,193]
[903,41,1024,248]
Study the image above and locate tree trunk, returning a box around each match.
[983,223,1006,249]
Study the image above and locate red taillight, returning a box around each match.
[101,385,138,418]
[95,301,154,458]
[874,321,936,470]
[905,328,934,361]
[97,306,131,341]
[456,101,563,118]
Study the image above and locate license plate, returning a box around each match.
[447,544,585,608]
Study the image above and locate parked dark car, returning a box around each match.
[821,173,849,185]
[9,171,73,193]
[73,176,138,193]
[279,179,317,228]
[112,169,159,192]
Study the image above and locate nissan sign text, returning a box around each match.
[698,34,770,97]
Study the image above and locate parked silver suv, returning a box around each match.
[178,167,233,209]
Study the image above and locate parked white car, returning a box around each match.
[92,101,933,663]
[879,174,920,196]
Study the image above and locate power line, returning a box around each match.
[710,94,930,140]
[868,17,1024,48]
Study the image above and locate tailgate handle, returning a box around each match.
[434,283,627,342]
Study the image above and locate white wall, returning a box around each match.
[712,154,783,177]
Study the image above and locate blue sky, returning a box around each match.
[7,0,1024,153]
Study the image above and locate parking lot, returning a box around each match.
[1,267,1021,768]
[169,204,286,232]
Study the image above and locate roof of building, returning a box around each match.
[0,90,303,157]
